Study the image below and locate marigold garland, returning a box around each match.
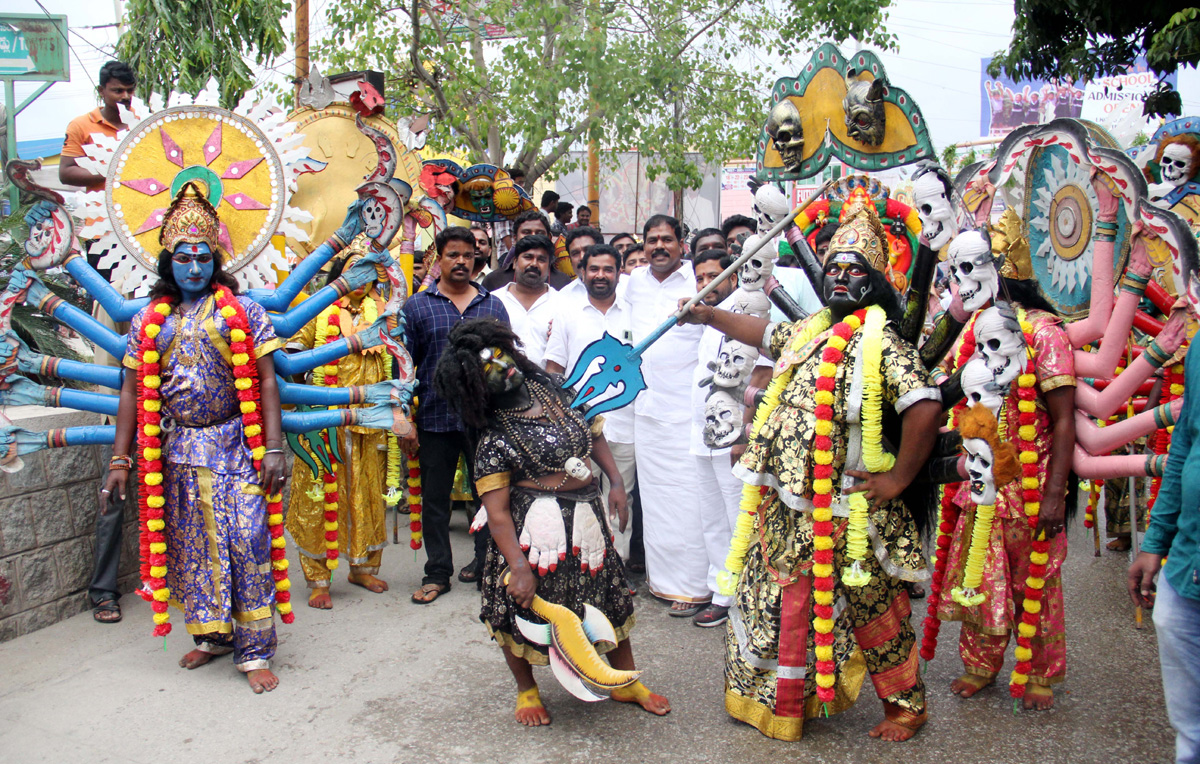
[1008,309,1044,698]
[383,354,403,509]
[136,299,173,636]
[408,448,423,549]
[214,285,294,624]
[313,304,342,569]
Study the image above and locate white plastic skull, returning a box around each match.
[961,357,1006,414]
[962,437,997,506]
[947,231,999,312]
[738,237,776,292]
[913,171,956,250]
[711,340,758,389]
[753,185,791,236]
[703,389,743,449]
[361,197,388,238]
[973,305,1026,390]
[1160,143,1194,187]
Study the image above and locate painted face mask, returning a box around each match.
[842,76,887,147]
[172,242,215,299]
[913,171,957,250]
[480,347,524,396]
[822,252,875,314]
[963,436,997,505]
[973,304,1026,390]
[947,230,999,313]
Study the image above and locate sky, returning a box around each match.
[8,0,1200,157]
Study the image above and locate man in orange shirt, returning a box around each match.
[59,61,137,192]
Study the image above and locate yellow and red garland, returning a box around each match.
[313,304,342,569]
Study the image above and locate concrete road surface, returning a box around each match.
[0,510,1176,763]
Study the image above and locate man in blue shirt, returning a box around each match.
[402,227,509,604]
[1130,342,1200,764]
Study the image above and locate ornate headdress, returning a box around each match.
[990,208,1033,281]
[828,194,889,274]
[160,182,222,254]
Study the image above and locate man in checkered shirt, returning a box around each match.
[402,227,510,604]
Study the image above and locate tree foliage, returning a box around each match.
[116,0,290,109]
[990,0,1200,82]
[316,0,894,191]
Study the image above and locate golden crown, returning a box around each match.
[160,182,221,254]
[828,196,889,274]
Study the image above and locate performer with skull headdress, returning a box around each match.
[929,224,1076,711]
[678,199,941,742]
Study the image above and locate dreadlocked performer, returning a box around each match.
[433,318,670,727]
[678,199,941,742]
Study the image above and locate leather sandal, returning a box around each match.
[411,582,449,605]
[92,599,122,624]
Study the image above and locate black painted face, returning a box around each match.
[480,347,524,396]
[822,251,875,315]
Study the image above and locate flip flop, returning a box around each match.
[668,602,706,618]
[411,582,449,605]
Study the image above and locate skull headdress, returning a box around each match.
[702,389,743,449]
[972,303,1027,391]
[709,340,758,391]
[912,162,959,250]
[752,184,791,238]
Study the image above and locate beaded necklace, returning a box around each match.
[496,381,592,491]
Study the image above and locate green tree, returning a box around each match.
[317,0,894,192]
[990,1,1200,82]
[116,0,290,109]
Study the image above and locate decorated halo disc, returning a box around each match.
[105,105,285,275]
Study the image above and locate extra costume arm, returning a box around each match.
[11,270,127,360]
[1141,349,1194,555]
[1074,400,1181,456]
[0,376,119,416]
[62,256,150,322]
[270,322,388,377]
[783,225,826,300]
[899,242,938,346]
[920,310,966,371]
[247,201,365,310]
[1065,174,1120,349]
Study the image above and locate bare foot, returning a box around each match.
[348,572,389,593]
[247,668,279,694]
[1106,536,1131,552]
[308,587,333,609]
[867,702,926,741]
[611,681,671,715]
[515,686,551,726]
[1022,685,1054,711]
[950,673,994,698]
[179,649,216,670]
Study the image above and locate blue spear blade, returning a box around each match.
[563,333,646,419]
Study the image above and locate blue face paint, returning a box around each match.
[172,242,215,302]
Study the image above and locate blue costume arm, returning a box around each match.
[9,268,127,360]
[277,375,414,407]
[18,354,124,390]
[270,320,391,377]
[263,249,404,337]
[63,256,150,322]
[54,389,120,417]
[247,201,365,311]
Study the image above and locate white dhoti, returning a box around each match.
[694,452,744,607]
[634,414,708,603]
[595,440,637,560]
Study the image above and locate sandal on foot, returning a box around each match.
[458,560,480,584]
[411,582,449,604]
[92,599,122,624]
[668,602,706,618]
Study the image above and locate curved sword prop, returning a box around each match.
[564,180,832,418]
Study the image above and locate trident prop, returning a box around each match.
[564,181,832,417]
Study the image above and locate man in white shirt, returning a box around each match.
[492,235,558,367]
[623,214,708,614]
[560,227,603,302]
[544,243,636,558]
[688,249,773,628]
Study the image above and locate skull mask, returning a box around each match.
[703,390,743,449]
[962,436,997,506]
[709,340,758,389]
[842,75,887,147]
[738,240,776,292]
[361,197,388,239]
[753,184,791,235]
[1160,143,1195,187]
[961,357,1007,414]
[766,99,805,171]
[973,304,1026,391]
[947,230,999,312]
[913,169,957,250]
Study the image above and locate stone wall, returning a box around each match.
[0,408,137,642]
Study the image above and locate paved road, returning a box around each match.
[0,510,1176,763]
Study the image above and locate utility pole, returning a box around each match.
[586,0,600,227]
[295,0,309,102]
